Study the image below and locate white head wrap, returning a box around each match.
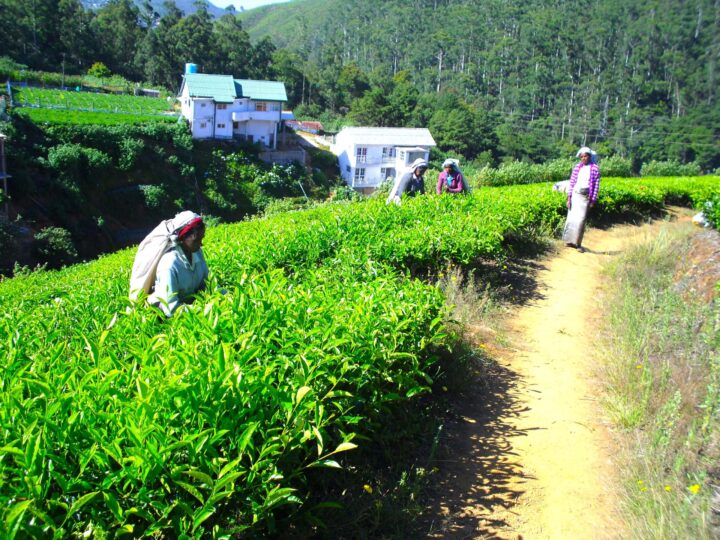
[129,210,202,301]
[442,158,459,170]
[410,158,428,173]
[576,147,598,164]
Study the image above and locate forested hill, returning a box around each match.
[239,0,720,169]
[1,0,718,168]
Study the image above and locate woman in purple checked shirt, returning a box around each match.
[562,147,601,250]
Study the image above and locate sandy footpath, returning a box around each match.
[424,214,691,539]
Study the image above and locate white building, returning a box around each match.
[331,127,436,193]
[178,73,287,148]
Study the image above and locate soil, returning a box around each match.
[422,209,702,539]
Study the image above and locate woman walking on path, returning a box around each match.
[563,147,601,249]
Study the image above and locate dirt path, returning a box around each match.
[424,213,692,539]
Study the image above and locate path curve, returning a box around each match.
[425,212,691,539]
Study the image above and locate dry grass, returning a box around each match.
[597,223,720,539]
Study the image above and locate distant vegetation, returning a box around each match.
[1,0,717,170]
[9,85,179,125]
[0,110,336,273]
[12,87,175,116]
[15,108,178,125]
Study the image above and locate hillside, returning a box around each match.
[238,0,330,48]
[239,0,720,169]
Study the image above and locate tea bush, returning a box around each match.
[1,176,719,537]
[32,226,78,267]
[640,160,702,177]
[601,155,633,177]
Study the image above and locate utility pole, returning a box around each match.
[61,53,66,89]
[0,133,9,222]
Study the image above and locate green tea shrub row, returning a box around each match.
[17,108,178,126]
[475,156,634,187]
[702,194,720,228]
[13,87,174,115]
[640,160,702,177]
[0,262,446,537]
[1,177,719,537]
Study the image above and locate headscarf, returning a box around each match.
[177,217,203,239]
[576,147,598,164]
[170,211,202,240]
[410,158,428,173]
[129,210,202,300]
[442,158,457,170]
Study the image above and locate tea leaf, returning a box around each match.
[295,386,312,404]
[63,491,100,523]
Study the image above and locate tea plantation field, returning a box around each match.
[1,177,718,537]
[11,87,179,125]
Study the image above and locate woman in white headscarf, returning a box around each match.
[436,158,468,194]
[130,211,209,316]
[562,147,601,249]
[386,158,428,205]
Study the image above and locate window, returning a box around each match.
[254,101,267,112]
[199,122,207,128]
[346,165,351,172]
[232,121,239,129]
[382,147,396,159]
[217,123,226,129]
[200,103,206,108]
[217,103,227,110]
[356,147,367,163]
[398,150,406,162]
[354,168,365,182]
[381,167,395,179]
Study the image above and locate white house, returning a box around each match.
[330,127,436,193]
[178,73,288,148]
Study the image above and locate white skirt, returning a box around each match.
[562,192,589,246]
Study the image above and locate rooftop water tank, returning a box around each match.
[185,63,198,75]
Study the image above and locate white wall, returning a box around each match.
[190,99,215,139]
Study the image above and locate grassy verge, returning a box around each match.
[598,222,720,539]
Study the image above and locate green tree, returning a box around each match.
[271,49,304,107]
[91,0,144,80]
[214,13,253,78]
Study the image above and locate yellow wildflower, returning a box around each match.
[664,485,672,492]
[688,484,701,494]
[363,484,373,494]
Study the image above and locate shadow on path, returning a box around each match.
[418,354,534,538]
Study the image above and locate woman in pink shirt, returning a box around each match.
[562,147,601,250]
[436,159,467,194]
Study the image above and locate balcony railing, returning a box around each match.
[232,110,281,122]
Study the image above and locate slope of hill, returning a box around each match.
[239,0,720,169]
[238,0,331,48]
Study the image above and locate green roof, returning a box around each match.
[234,79,288,102]
[183,73,237,103]
[182,74,288,103]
